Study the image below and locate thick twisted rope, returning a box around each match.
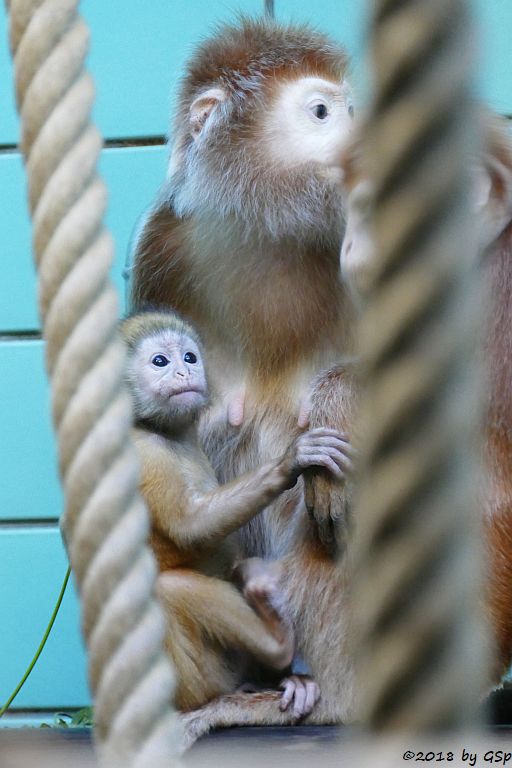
[5,1,181,764]
[353,0,486,728]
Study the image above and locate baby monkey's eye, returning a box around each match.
[314,103,328,120]
[184,352,198,364]
[152,354,169,367]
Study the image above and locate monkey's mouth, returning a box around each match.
[170,388,203,397]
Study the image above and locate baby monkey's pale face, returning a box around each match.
[131,330,208,430]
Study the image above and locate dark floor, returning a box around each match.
[1,687,511,768]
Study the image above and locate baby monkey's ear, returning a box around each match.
[189,88,227,140]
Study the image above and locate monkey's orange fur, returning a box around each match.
[481,120,512,679]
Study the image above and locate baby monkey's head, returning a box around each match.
[122,310,209,434]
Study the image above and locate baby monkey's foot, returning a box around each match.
[279,674,321,718]
[241,557,283,601]
[236,558,293,670]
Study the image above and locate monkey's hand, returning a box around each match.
[278,675,321,718]
[284,428,354,485]
[304,468,352,554]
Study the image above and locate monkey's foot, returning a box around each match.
[279,675,321,718]
[242,558,283,603]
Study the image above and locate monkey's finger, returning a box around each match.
[306,445,355,476]
[304,435,352,449]
[301,435,354,457]
[279,679,296,711]
[299,427,351,447]
[305,428,350,441]
[292,680,307,718]
[326,449,355,475]
[304,474,316,515]
[314,501,336,550]
[298,453,344,479]
[303,681,321,714]
[317,518,335,551]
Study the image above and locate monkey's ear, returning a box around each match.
[189,88,227,140]
[474,155,512,247]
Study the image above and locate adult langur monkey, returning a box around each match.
[170,111,512,746]
[131,17,360,743]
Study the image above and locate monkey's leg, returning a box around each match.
[157,570,294,705]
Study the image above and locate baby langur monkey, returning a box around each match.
[121,310,353,713]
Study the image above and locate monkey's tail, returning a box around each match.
[180,691,338,750]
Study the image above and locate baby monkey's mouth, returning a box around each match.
[170,387,203,396]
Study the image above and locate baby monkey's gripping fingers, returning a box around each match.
[288,428,354,480]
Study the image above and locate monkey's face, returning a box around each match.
[129,330,208,430]
[263,76,354,175]
[170,75,353,244]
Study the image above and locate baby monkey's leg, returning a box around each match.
[234,557,320,717]
[157,569,294,709]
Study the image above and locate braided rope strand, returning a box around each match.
[5,1,182,764]
[353,0,487,729]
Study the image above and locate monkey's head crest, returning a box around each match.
[169,17,351,243]
[121,308,202,353]
[182,16,349,103]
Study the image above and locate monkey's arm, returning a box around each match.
[136,428,350,554]
[183,428,352,551]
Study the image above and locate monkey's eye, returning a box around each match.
[184,352,197,364]
[152,354,169,367]
[311,102,329,120]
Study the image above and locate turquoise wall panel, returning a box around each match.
[0,152,34,331]
[0,527,90,709]
[0,0,265,146]
[474,0,512,116]
[0,341,61,522]
[277,0,512,114]
[0,145,167,333]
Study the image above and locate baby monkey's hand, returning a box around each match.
[282,428,354,487]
